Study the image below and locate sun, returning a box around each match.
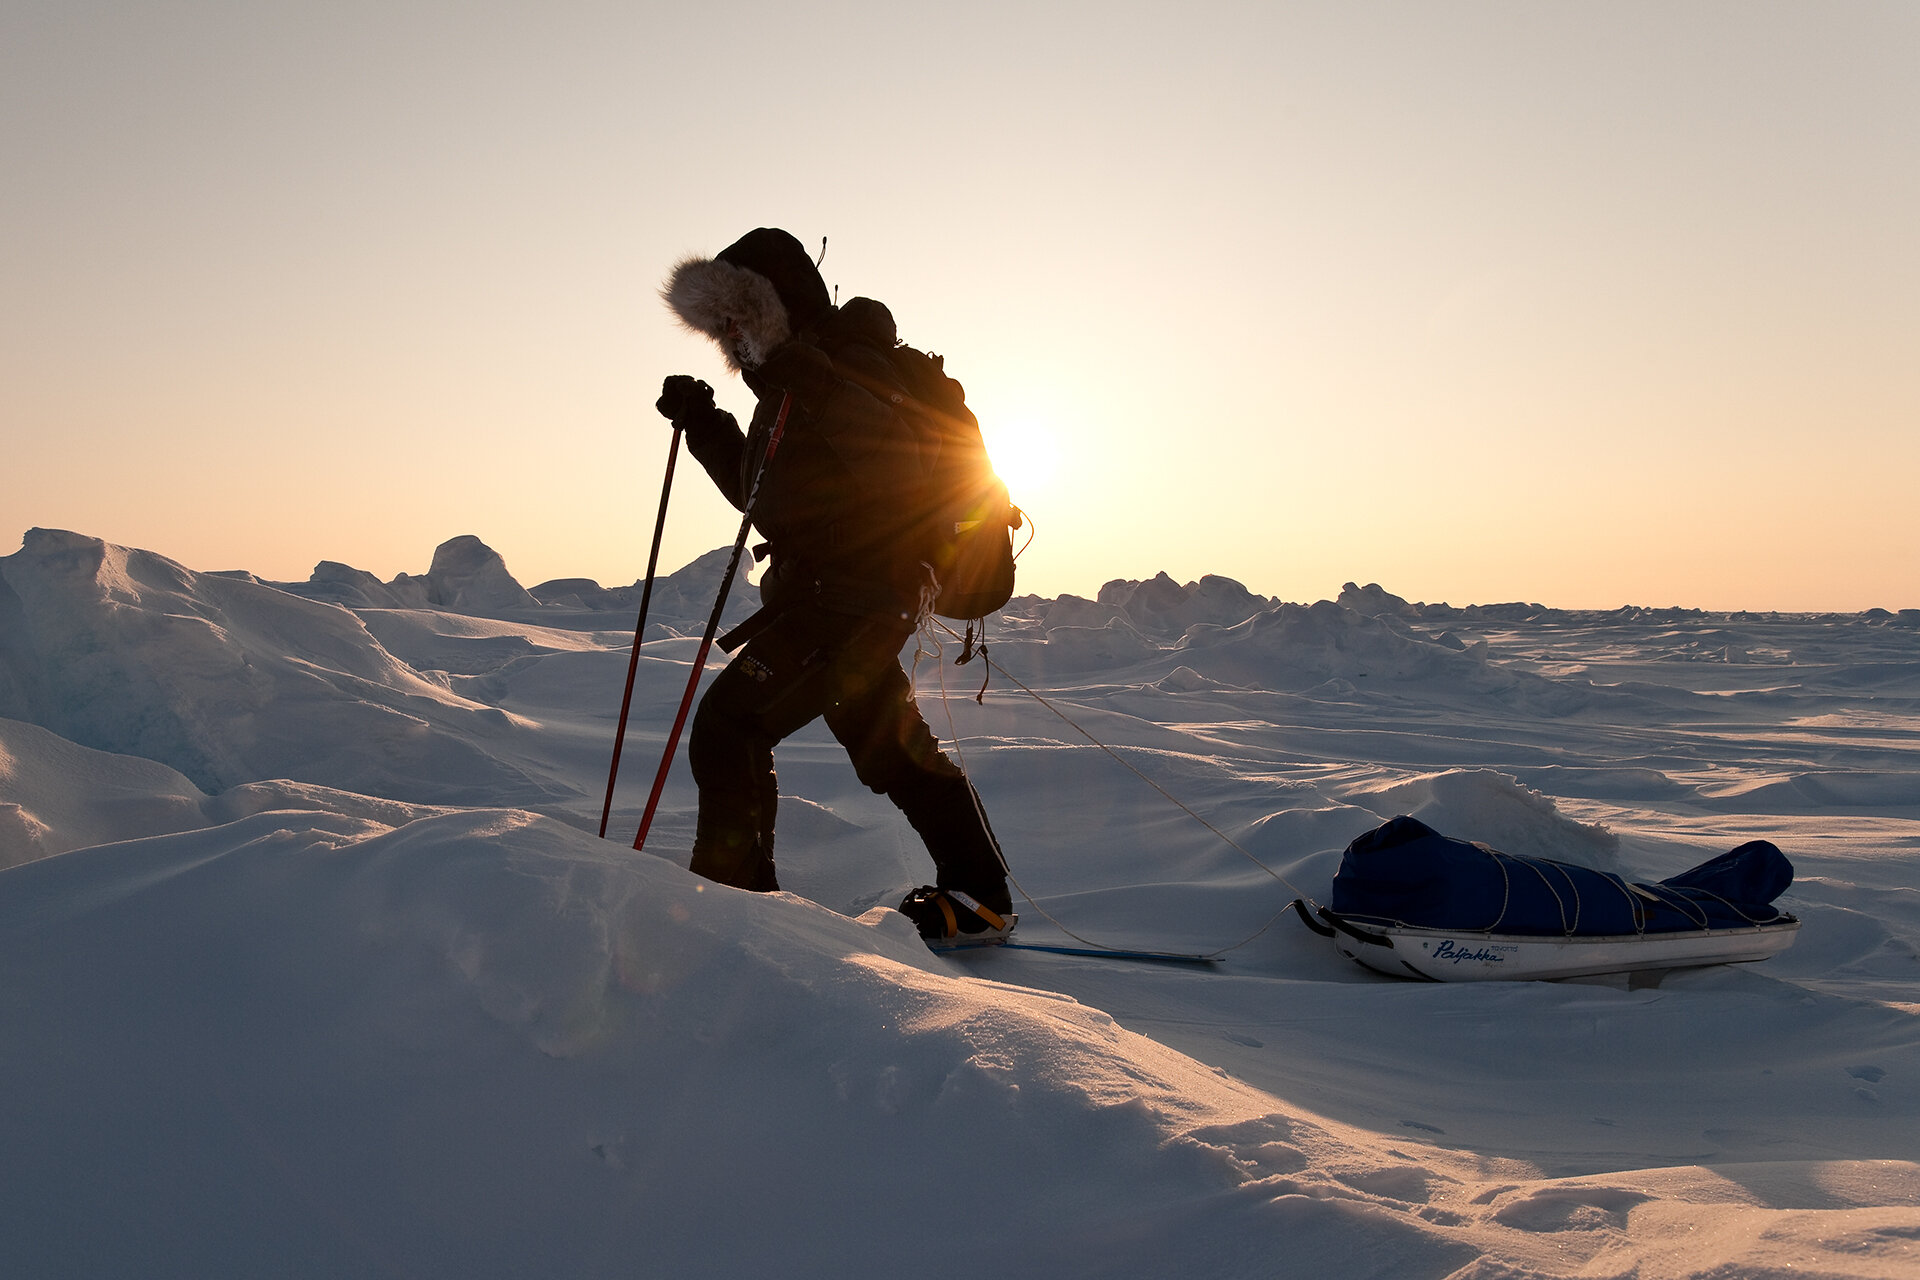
[983,414,1060,503]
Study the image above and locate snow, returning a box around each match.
[3,527,1917,1279]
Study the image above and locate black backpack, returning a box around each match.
[884,345,1021,620]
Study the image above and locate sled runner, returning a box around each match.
[1314,912,1801,981]
[1306,816,1801,982]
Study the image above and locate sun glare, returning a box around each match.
[984,415,1061,503]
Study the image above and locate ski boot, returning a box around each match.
[899,886,1016,949]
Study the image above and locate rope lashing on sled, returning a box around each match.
[1334,842,1794,939]
[1628,878,1785,930]
[920,617,1317,960]
[1479,847,1587,935]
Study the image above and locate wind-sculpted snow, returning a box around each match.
[9,803,1917,1280]
[1002,595,1614,721]
[411,533,540,611]
[1095,571,1280,636]
[0,808,1393,1278]
[275,532,536,611]
[0,529,564,806]
[527,546,756,629]
[0,714,459,869]
[1171,601,1588,709]
[1339,767,1621,869]
[0,717,208,865]
[3,530,1918,1279]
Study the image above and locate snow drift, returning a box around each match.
[3,528,1917,1279]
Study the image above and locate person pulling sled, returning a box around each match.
[654,227,1018,945]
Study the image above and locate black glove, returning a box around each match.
[656,375,714,424]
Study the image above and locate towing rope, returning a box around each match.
[920,617,1316,961]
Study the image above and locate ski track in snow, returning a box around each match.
[3,529,1918,1280]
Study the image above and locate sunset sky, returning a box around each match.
[5,1,1916,611]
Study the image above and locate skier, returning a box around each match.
[653,227,1013,944]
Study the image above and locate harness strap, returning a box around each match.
[718,602,788,654]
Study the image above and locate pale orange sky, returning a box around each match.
[4,2,1916,610]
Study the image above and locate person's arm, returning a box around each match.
[656,375,750,510]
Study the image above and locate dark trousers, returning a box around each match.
[685,600,1007,906]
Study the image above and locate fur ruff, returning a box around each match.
[661,255,792,373]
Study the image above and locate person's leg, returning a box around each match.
[685,607,842,891]
[824,635,1009,913]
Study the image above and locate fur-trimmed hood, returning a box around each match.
[661,228,832,373]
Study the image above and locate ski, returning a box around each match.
[928,936,1017,954]
[1003,942,1221,965]
[933,939,1221,966]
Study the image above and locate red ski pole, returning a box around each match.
[633,393,792,853]
[598,425,683,838]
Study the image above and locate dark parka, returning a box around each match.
[679,298,933,619]
[655,228,1009,909]
[663,226,938,621]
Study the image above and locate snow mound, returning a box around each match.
[408,534,538,611]
[282,535,762,628]
[1153,665,1247,694]
[1095,571,1277,636]
[282,535,539,612]
[0,717,208,867]
[0,806,1306,1278]
[10,801,1910,1279]
[0,713,461,869]
[529,546,757,628]
[5,530,1920,1278]
[1169,601,1592,714]
[1335,581,1420,619]
[1340,768,1621,868]
[0,529,562,804]
[298,559,431,608]
[355,608,603,676]
[1007,596,1573,699]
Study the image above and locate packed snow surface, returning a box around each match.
[3,528,1917,1279]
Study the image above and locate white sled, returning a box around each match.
[1304,903,1802,982]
